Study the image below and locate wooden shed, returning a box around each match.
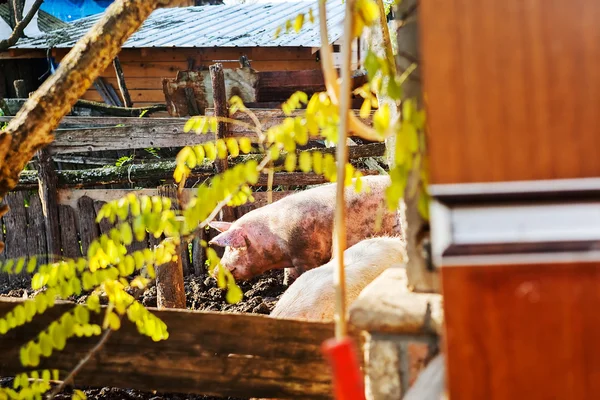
[2,1,362,108]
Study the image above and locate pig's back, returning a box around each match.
[270,236,405,321]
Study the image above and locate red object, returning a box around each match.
[321,336,366,400]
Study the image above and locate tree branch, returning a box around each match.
[0,0,173,200]
[0,0,44,52]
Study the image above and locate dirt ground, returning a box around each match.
[0,269,288,400]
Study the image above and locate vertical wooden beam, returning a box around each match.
[37,149,61,261]
[209,63,235,223]
[112,56,133,108]
[155,185,186,309]
[77,196,100,257]
[13,80,27,98]
[26,193,47,265]
[395,0,439,293]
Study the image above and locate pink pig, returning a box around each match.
[208,175,403,283]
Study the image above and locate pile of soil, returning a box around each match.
[0,269,288,400]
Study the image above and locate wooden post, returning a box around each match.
[155,185,186,309]
[13,80,27,98]
[112,56,133,108]
[209,63,235,222]
[395,0,439,294]
[37,149,61,261]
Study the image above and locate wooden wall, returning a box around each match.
[420,0,600,185]
[52,47,321,108]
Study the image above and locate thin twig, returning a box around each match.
[332,0,354,341]
[46,327,114,399]
[317,0,386,142]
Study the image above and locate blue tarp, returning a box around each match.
[40,0,113,22]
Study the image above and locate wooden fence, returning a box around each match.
[0,108,383,281]
[0,297,361,399]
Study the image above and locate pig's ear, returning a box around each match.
[208,221,233,232]
[209,228,248,249]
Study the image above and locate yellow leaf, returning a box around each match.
[284,153,297,172]
[183,117,196,133]
[312,151,323,174]
[308,7,315,23]
[273,25,282,39]
[239,137,252,154]
[192,145,205,165]
[204,142,217,160]
[226,283,243,304]
[298,152,312,172]
[151,196,163,214]
[226,138,240,158]
[39,332,52,357]
[359,98,372,119]
[294,13,304,33]
[269,145,280,161]
[107,312,121,330]
[216,139,228,159]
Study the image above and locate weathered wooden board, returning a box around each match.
[2,192,29,260]
[2,110,374,155]
[18,165,380,190]
[163,69,259,117]
[52,47,317,63]
[58,205,81,259]
[25,195,47,265]
[48,124,226,154]
[77,196,100,257]
[0,298,352,399]
[83,89,167,103]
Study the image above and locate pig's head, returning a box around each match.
[208,221,289,280]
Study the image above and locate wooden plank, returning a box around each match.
[191,235,206,277]
[93,201,113,236]
[81,89,167,103]
[155,185,186,308]
[210,63,236,222]
[25,194,48,265]
[112,56,133,108]
[58,205,81,259]
[48,124,238,154]
[442,262,600,400]
[77,196,100,257]
[420,0,600,184]
[37,149,62,261]
[1,109,373,129]
[3,192,29,261]
[58,189,294,210]
[0,298,345,399]
[53,47,317,64]
[18,166,380,190]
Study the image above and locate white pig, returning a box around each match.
[269,236,406,322]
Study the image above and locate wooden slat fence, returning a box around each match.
[0,297,360,399]
[0,108,382,281]
[0,189,294,281]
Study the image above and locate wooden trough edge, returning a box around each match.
[0,298,364,399]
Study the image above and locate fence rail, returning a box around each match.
[0,298,359,399]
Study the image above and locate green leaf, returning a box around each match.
[364,51,380,81]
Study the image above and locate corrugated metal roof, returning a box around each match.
[11,1,345,49]
[0,4,69,33]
